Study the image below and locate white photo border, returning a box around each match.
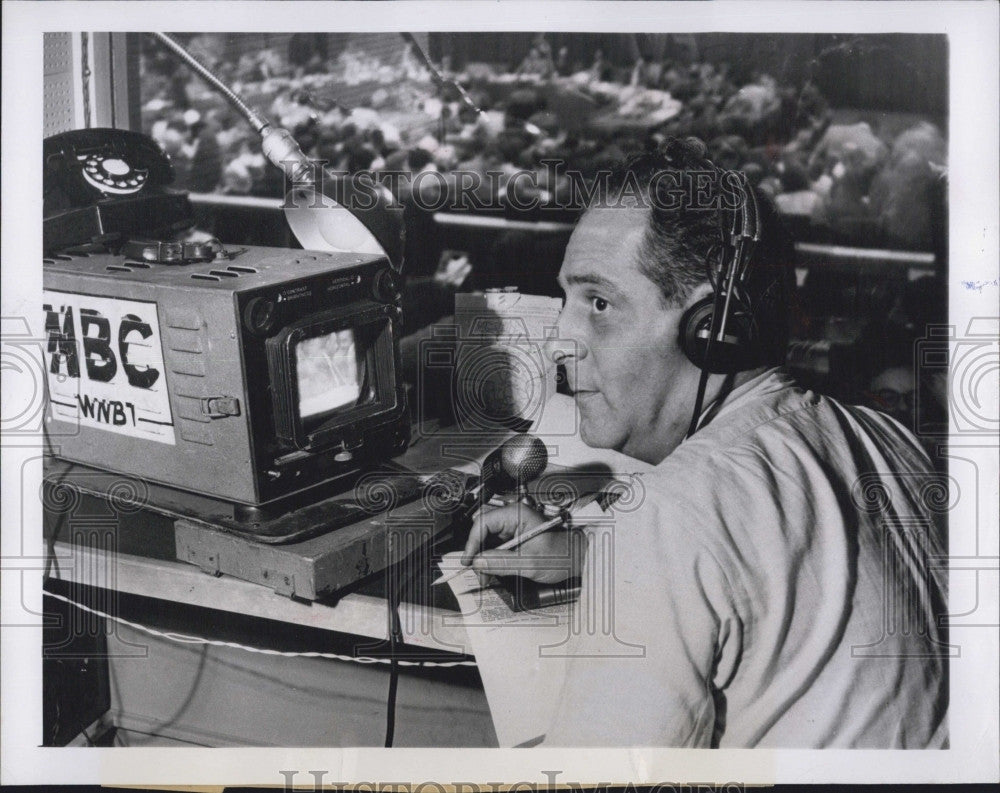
[2,0,998,786]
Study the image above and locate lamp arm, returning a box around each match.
[149,33,315,180]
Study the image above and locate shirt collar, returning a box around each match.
[685,366,799,443]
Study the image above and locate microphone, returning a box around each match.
[442,434,547,528]
[477,433,549,504]
[419,434,548,524]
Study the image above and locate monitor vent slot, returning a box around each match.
[188,267,255,281]
[105,260,153,273]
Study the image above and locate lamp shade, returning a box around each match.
[284,171,405,272]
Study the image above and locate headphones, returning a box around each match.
[678,169,762,375]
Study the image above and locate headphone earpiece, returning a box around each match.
[679,294,757,374]
[677,168,763,375]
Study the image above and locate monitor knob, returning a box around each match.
[244,296,277,336]
[372,268,398,302]
[334,442,354,463]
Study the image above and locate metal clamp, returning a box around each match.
[181,543,221,576]
[200,396,241,418]
[262,568,296,597]
[122,237,242,265]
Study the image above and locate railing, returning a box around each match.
[188,192,939,274]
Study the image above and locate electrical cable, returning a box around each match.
[42,590,477,668]
[80,33,92,129]
[383,515,443,746]
[400,33,487,119]
[43,511,65,584]
[399,32,545,139]
[107,33,117,128]
[42,468,76,585]
[384,569,402,746]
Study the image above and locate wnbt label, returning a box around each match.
[42,290,175,445]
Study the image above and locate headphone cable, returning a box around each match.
[686,365,712,438]
[688,232,735,438]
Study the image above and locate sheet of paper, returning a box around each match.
[454,290,563,427]
[438,551,571,748]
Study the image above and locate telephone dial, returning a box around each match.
[77,147,150,195]
[44,127,195,255]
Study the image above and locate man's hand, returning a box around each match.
[434,251,472,289]
[461,501,585,584]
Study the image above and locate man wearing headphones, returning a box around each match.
[460,138,948,747]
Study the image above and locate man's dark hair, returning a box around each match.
[593,136,796,367]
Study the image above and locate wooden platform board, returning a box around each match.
[174,492,456,601]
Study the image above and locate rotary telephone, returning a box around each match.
[43,128,196,255]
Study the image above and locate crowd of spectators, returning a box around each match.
[142,33,947,251]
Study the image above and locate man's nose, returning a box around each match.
[546,336,581,365]
[545,312,587,364]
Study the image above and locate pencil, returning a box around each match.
[431,512,565,587]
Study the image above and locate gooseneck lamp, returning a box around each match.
[149,33,404,271]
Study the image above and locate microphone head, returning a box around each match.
[499,433,548,486]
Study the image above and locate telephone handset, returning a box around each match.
[44,128,194,255]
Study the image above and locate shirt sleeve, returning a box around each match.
[542,495,741,747]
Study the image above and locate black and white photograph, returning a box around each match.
[2,1,998,788]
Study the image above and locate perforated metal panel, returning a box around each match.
[44,32,74,74]
[44,33,78,137]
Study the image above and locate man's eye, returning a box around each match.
[590,296,609,313]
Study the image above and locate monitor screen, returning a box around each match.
[295,328,366,420]
[266,306,397,451]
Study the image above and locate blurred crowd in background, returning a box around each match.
[142,32,947,251]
